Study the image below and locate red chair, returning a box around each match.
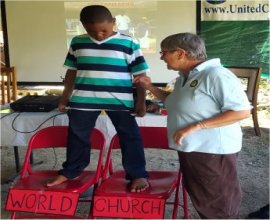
[5,126,106,219]
[93,127,189,219]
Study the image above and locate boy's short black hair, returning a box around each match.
[80,5,113,23]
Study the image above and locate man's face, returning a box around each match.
[83,20,115,41]
[160,49,180,71]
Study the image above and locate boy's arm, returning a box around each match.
[58,69,77,112]
[133,73,146,117]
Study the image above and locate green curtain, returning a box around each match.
[200,20,270,77]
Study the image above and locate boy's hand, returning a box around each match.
[133,73,147,117]
[134,102,146,117]
[58,103,68,112]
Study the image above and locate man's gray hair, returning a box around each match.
[160,33,207,60]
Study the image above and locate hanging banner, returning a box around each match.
[201,0,269,21]
[200,0,269,75]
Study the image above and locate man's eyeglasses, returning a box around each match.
[159,49,178,56]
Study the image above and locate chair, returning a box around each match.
[5,126,106,219]
[227,66,262,136]
[1,66,17,104]
[93,127,189,219]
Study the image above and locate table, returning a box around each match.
[1,110,167,172]
[1,110,167,146]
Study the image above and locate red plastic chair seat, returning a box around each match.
[10,170,97,192]
[95,170,179,198]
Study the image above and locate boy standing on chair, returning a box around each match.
[47,5,149,192]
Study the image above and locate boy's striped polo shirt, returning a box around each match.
[64,32,149,111]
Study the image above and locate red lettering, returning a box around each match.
[131,199,140,213]
[48,195,57,211]
[6,189,79,216]
[9,193,26,208]
[25,194,36,209]
[107,198,119,212]
[119,199,130,213]
[93,196,165,218]
[37,194,47,210]
[141,200,150,213]
[151,200,162,215]
[60,196,73,212]
[94,198,106,212]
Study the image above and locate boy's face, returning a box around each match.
[83,19,115,41]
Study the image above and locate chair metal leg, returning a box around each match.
[3,147,21,184]
[252,108,261,136]
[11,211,16,219]
[5,147,42,184]
[177,153,189,219]
[182,184,189,219]
[13,146,20,173]
[88,184,98,219]
[30,152,34,164]
[172,172,181,219]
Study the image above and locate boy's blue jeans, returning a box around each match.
[59,109,148,180]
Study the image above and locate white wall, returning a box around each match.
[6,1,67,82]
[145,1,196,83]
[6,1,196,83]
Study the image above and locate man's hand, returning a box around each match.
[173,124,201,145]
[133,75,153,90]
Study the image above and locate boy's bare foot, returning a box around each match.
[130,178,149,192]
[46,175,68,187]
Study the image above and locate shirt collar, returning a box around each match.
[194,58,221,72]
[88,32,119,44]
[178,58,221,77]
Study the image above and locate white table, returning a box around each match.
[0,110,167,172]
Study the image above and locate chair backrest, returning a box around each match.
[227,66,262,106]
[0,66,17,104]
[103,127,170,178]
[110,127,169,149]
[20,126,106,178]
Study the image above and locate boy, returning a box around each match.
[47,5,149,192]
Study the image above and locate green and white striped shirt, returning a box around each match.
[64,32,149,111]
